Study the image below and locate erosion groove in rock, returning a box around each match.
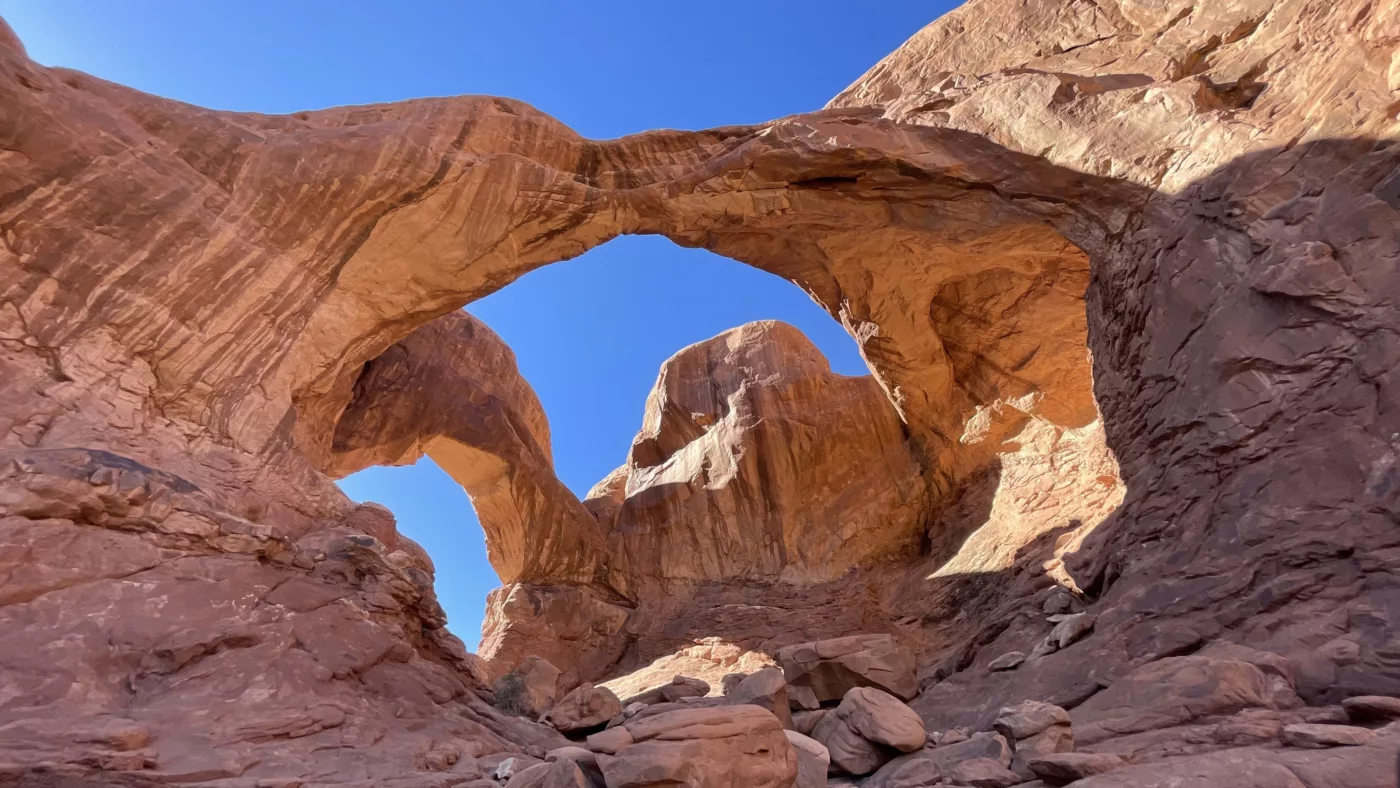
[1,0,1399,784]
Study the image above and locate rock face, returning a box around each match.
[1,0,1399,783]
[495,655,564,719]
[587,320,928,586]
[0,449,568,784]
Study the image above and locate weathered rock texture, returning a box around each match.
[325,309,604,588]
[1,0,1399,782]
[587,320,929,586]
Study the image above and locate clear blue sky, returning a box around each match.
[4,1,955,646]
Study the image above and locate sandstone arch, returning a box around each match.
[1,43,1112,533]
[2,22,1123,598]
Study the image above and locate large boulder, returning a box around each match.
[777,635,918,708]
[621,675,712,707]
[948,758,1021,788]
[785,731,830,788]
[505,759,592,788]
[812,688,925,776]
[495,656,563,718]
[728,667,793,730]
[543,683,623,733]
[595,705,797,788]
[865,732,1013,788]
[1072,654,1298,744]
[545,746,605,787]
[994,701,1073,779]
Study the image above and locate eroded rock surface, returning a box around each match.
[587,320,928,587]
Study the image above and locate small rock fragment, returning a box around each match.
[1048,613,1095,650]
[1028,752,1126,785]
[938,727,969,746]
[988,651,1026,672]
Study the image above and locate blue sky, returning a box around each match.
[5,1,955,645]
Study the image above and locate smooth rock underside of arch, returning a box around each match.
[1,0,1399,783]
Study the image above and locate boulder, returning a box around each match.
[792,710,828,736]
[938,728,969,746]
[994,701,1071,740]
[865,732,1012,788]
[1342,695,1400,722]
[949,757,1022,788]
[811,710,888,776]
[1028,752,1126,785]
[622,675,711,707]
[1072,655,1298,744]
[777,635,917,708]
[721,673,748,696]
[1009,723,1073,781]
[597,705,797,788]
[496,656,563,718]
[505,759,592,788]
[546,746,605,787]
[812,688,925,775]
[837,688,926,752]
[543,683,623,733]
[727,667,792,730]
[785,730,830,788]
[496,756,545,781]
[1048,613,1095,650]
[585,727,634,755]
[988,652,1026,672]
[995,700,1073,778]
[1280,723,1377,748]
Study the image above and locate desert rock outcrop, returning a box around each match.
[586,320,929,587]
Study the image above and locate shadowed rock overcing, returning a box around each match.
[1,0,1399,783]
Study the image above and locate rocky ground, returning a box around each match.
[1,0,1399,784]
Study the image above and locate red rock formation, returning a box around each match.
[589,320,929,586]
[322,310,606,587]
